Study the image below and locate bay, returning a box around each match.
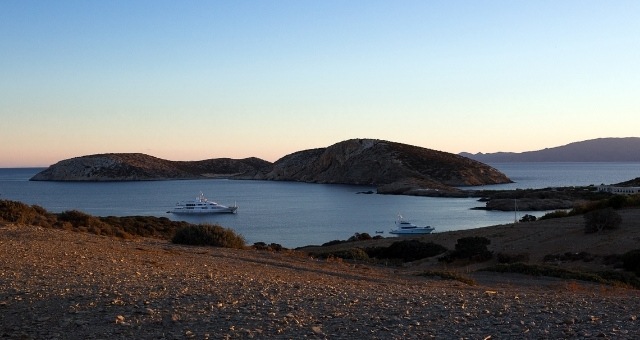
[1,163,638,248]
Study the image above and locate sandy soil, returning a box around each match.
[1,210,639,339]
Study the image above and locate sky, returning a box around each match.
[1,1,639,167]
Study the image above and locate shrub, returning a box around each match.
[268,243,285,251]
[440,236,493,263]
[371,240,447,262]
[320,248,370,261]
[519,214,537,222]
[172,224,245,249]
[348,232,372,242]
[622,249,640,276]
[454,236,492,260]
[57,210,113,235]
[253,242,268,250]
[539,210,569,220]
[321,239,346,247]
[625,194,640,207]
[253,242,285,251]
[497,252,530,264]
[608,195,628,209]
[0,200,50,225]
[584,207,622,233]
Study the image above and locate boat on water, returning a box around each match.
[389,215,435,235]
[169,192,238,214]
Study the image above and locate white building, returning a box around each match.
[597,185,640,195]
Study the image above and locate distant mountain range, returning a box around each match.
[460,137,640,162]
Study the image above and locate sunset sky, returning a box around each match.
[1,1,639,167]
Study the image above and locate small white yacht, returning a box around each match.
[169,192,238,214]
[389,215,435,235]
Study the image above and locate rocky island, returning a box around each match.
[30,153,271,181]
[30,139,512,195]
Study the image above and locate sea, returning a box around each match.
[1,163,639,248]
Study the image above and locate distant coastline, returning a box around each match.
[460,137,640,162]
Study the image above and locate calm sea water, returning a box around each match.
[1,163,638,248]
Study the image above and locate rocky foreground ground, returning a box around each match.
[1,224,639,339]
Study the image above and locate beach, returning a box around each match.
[1,211,640,339]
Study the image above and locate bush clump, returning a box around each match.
[584,207,622,233]
[0,199,242,241]
[519,214,537,222]
[253,242,286,251]
[172,224,246,249]
[321,239,346,247]
[57,210,117,236]
[440,236,493,263]
[622,249,640,276]
[348,232,372,242]
[0,200,55,227]
[319,248,370,262]
[367,240,447,262]
[497,252,530,264]
[454,236,492,260]
[539,210,570,220]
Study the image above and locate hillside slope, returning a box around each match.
[460,137,640,162]
[258,139,511,194]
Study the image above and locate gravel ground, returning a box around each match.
[1,224,639,339]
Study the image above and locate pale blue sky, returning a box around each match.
[1,1,639,167]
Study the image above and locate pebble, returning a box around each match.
[1,224,639,339]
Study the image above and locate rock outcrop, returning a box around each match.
[30,153,271,181]
[258,139,511,194]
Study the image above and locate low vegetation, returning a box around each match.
[482,263,640,289]
[519,214,537,222]
[252,242,286,251]
[540,193,640,221]
[315,235,448,263]
[418,270,476,286]
[497,252,530,264]
[583,207,622,233]
[439,236,493,263]
[320,232,382,247]
[172,224,246,249]
[366,240,447,262]
[0,199,246,249]
[622,249,640,276]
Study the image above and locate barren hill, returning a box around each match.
[30,153,271,181]
[259,139,511,194]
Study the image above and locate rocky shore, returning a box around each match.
[2,223,639,339]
